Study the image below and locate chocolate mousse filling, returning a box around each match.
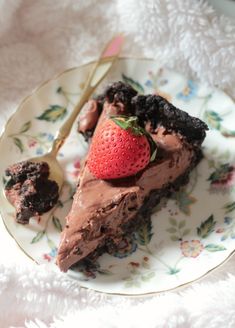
[57,82,208,272]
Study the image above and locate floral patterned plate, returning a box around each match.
[1,58,235,295]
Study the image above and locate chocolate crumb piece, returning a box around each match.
[104,81,137,112]
[5,161,59,224]
[5,161,49,188]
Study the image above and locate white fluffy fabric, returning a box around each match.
[0,43,52,102]
[0,0,21,37]
[0,0,235,327]
[1,262,235,328]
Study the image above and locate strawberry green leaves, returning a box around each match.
[111,116,143,135]
[37,105,67,122]
[111,115,157,162]
[88,117,154,179]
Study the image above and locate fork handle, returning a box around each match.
[49,35,124,157]
[49,83,94,157]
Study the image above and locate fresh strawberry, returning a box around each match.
[87,116,156,179]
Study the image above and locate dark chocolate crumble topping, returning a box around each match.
[132,94,208,143]
[104,81,137,112]
[104,81,208,144]
[79,81,208,145]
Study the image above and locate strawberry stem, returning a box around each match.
[111,116,143,135]
[111,115,157,162]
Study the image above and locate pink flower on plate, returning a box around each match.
[180,240,204,258]
[129,261,140,268]
[74,159,81,169]
[216,228,225,233]
[43,253,52,262]
[28,138,37,148]
[68,158,81,180]
[208,164,235,193]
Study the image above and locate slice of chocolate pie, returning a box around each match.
[57,82,208,272]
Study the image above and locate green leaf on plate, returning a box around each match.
[205,244,226,252]
[136,220,153,245]
[220,126,235,138]
[13,137,24,153]
[2,176,7,186]
[223,201,235,214]
[178,220,186,229]
[197,214,216,239]
[31,231,45,244]
[182,228,191,237]
[20,121,31,133]
[168,267,180,275]
[170,235,179,242]
[204,110,222,130]
[203,111,235,137]
[122,74,144,94]
[37,105,67,122]
[208,164,231,182]
[208,160,215,168]
[169,217,177,226]
[97,269,113,275]
[166,227,177,233]
[56,86,62,94]
[47,238,56,250]
[52,216,62,232]
[141,271,155,281]
[174,191,196,216]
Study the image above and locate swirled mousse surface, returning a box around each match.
[5,161,59,224]
[57,102,194,272]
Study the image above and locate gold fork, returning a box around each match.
[28,35,124,191]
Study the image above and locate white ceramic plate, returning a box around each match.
[1,58,235,295]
